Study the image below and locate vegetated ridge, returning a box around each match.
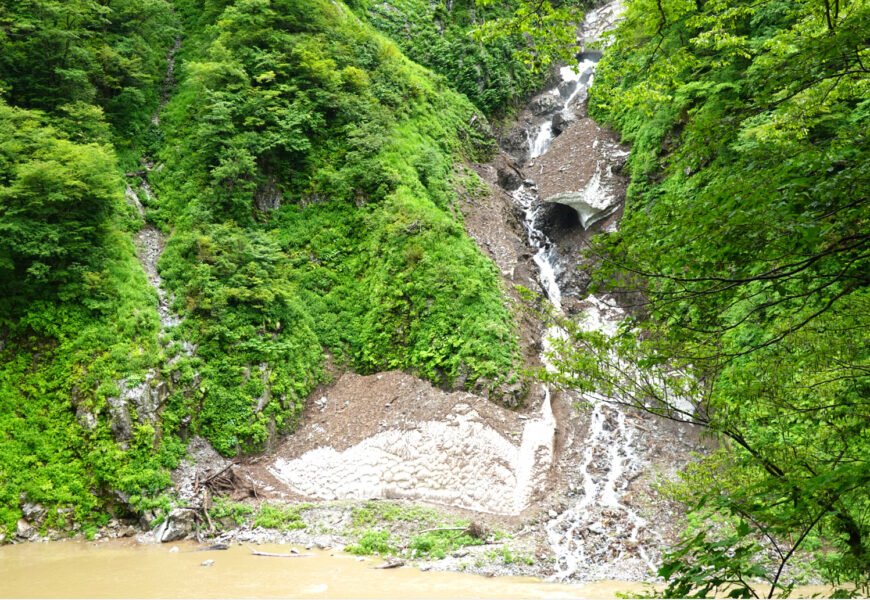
[0,0,536,535]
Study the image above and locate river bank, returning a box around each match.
[0,538,840,599]
[0,538,648,599]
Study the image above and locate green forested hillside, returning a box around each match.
[346,0,547,114]
[0,0,520,532]
[552,0,870,592]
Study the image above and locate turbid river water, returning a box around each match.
[0,540,838,598]
[0,540,654,598]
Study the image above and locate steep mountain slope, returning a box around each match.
[0,0,522,534]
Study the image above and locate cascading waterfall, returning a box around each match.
[507,1,662,581]
[529,120,555,159]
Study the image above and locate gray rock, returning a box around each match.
[76,406,98,430]
[552,112,576,136]
[16,519,35,539]
[548,510,558,518]
[158,508,196,542]
[22,502,47,524]
[451,549,469,558]
[120,526,138,537]
[254,173,282,213]
[529,93,561,116]
[557,79,578,100]
[107,395,133,442]
[107,372,169,444]
[497,166,523,192]
[140,509,156,530]
[201,559,214,567]
[499,126,530,162]
[253,363,272,413]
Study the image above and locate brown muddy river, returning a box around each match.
[0,540,838,598]
[0,540,651,598]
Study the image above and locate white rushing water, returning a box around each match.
[529,120,555,159]
[505,0,662,582]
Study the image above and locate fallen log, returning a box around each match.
[204,463,235,484]
[371,559,405,570]
[194,543,229,552]
[247,545,313,558]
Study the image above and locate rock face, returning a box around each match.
[529,118,629,230]
[107,370,170,444]
[21,502,47,525]
[254,172,282,213]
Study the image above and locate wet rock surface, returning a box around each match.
[155,508,197,543]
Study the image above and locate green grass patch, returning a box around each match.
[253,504,309,531]
[346,529,396,555]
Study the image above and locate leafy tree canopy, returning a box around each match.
[545,0,870,595]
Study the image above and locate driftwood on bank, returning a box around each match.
[247,545,314,558]
[371,559,405,569]
[193,543,229,552]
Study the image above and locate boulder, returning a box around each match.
[529,93,561,116]
[497,166,522,192]
[16,519,35,539]
[156,508,196,542]
[552,112,576,136]
[21,502,47,525]
[498,126,530,162]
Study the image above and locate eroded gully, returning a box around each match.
[508,1,665,581]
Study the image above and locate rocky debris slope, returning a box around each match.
[253,372,556,516]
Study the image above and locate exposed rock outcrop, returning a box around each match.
[106,371,170,444]
[154,508,196,542]
[529,118,629,230]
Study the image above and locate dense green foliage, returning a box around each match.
[0,0,184,535]
[547,0,870,594]
[346,0,551,114]
[152,0,519,455]
[0,0,522,534]
[0,100,182,533]
[0,0,178,135]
